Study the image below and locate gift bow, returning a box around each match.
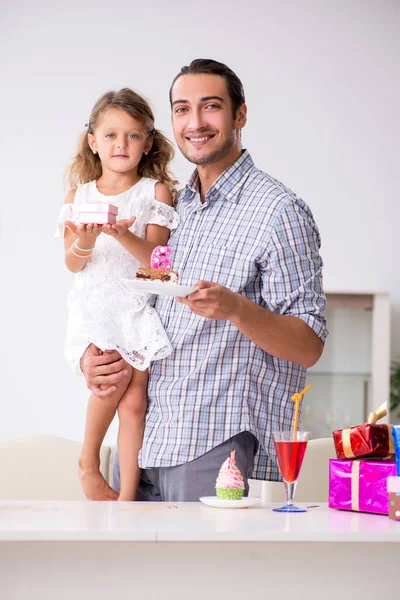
[342,401,393,459]
[367,401,388,425]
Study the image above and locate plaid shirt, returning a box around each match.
[142,150,327,480]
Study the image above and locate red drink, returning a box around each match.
[274,440,308,482]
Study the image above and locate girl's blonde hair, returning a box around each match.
[66,88,178,193]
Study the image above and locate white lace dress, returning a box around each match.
[56,178,179,373]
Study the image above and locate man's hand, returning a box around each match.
[102,216,136,238]
[80,344,130,398]
[176,281,241,320]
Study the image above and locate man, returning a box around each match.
[81,58,327,501]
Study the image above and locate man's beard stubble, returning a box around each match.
[178,130,236,166]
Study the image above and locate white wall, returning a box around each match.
[0,0,399,443]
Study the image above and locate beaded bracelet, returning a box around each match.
[71,244,92,259]
[74,241,95,253]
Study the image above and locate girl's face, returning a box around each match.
[88,108,152,175]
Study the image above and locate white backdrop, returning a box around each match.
[0,0,399,443]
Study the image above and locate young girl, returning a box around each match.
[56,88,178,501]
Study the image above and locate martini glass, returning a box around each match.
[272,431,309,513]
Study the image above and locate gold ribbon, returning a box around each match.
[388,425,394,454]
[342,428,355,459]
[351,460,360,511]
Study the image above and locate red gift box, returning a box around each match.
[332,402,394,460]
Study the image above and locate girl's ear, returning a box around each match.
[88,133,97,154]
[144,137,153,156]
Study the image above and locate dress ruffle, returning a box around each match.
[54,203,77,238]
[147,199,179,230]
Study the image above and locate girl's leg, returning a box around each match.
[117,369,148,501]
[79,366,133,501]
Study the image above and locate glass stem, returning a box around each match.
[284,481,297,506]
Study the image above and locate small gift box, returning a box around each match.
[78,203,118,225]
[387,476,400,521]
[332,402,394,460]
[329,458,396,515]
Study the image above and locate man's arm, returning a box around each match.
[177,283,323,368]
[177,199,327,368]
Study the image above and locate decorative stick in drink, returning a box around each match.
[292,385,311,442]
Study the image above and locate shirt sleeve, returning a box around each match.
[54,203,77,238]
[258,200,328,342]
[147,199,179,231]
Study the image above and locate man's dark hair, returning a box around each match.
[169,58,246,118]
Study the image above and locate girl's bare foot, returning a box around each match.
[78,460,118,501]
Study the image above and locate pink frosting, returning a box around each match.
[216,450,245,489]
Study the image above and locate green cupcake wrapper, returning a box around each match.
[216,487,244,500]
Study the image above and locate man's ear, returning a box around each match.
[235,104,247,130]
[88,133,97,154]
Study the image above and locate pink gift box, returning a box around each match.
[78,203,118,225]
[329,458,396,515]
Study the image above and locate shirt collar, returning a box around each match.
[181,149,254,203]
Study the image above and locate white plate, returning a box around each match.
[199,496,262,509]
[122,279,198,298]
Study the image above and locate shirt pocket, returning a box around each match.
[196,243,257,292]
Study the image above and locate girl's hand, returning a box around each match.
[65,221,102,247]
[102,216,136,238]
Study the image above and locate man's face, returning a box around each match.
[171,73,245,166]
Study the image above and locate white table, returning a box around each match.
[0,501,399,599]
